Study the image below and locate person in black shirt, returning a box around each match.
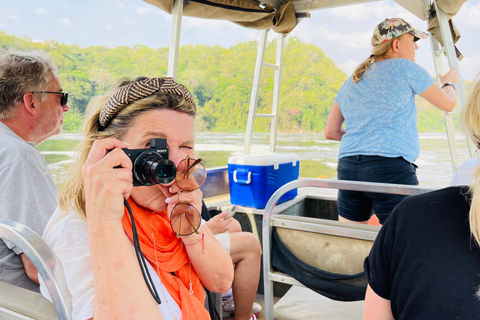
[363,76,480,319]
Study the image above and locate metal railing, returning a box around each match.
[262,178,435,319]
[0,219,72,320]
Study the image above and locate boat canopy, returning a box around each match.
[142,0,466,35]
[142,0,298,33]
[143,0,467,63]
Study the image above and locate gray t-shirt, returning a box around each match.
[0,122,58,292]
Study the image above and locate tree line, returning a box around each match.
[1,31,455,132]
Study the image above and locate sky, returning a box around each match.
[1,0,480,80]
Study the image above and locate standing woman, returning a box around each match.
[324,18,458,225]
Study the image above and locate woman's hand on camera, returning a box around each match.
[82,138,132,225]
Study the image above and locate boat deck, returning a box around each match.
[223,289,365,320]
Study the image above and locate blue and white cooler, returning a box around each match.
[227,153,300,209]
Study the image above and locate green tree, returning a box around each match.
[0,32,451,133]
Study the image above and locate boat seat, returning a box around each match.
[0,219,72,320]
[0,280,57,320]
[262,178,434,319]
[271,216,378,302]
[275,217,375,275]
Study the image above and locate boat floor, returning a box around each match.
[223,286,364,319]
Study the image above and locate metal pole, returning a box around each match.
[269,33,286,153]
[433,0,474,159]
[167,0,183,79]
[244,29,269,155]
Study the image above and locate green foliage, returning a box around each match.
[416,96,446,132]
[62,110,84,132]
[0,31,449,132]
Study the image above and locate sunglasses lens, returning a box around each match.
[61,93,68,106]
[176,158,206,191]
[170,202,201,236]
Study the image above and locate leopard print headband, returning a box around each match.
[99,77,196,128]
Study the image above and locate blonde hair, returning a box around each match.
[352,35,405,83]
[59,77,196,218]
[460,75,480,246]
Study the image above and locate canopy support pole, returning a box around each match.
[269,33,286,153]
[167,0,184,79]
[244,30,286,154]
[428,0,473,173]
[244,29,269,155]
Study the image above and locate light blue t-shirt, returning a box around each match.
[335,58,434,163]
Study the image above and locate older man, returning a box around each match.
[0,50,69,292]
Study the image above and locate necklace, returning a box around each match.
[149,220,179,320]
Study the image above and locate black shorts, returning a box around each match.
[337,155,418,224]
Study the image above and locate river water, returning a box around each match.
[38,132,473,188]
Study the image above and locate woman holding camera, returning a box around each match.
[40,77,234,320]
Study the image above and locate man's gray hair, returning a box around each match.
[0,50,57,120]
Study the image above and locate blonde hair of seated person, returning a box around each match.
[459,74,480,247]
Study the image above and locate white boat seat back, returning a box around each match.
[0,280,57,320]
[0,219,72,320]
[276,218,376,275]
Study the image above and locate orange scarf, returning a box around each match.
[121,198,210,320]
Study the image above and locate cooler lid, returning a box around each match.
[228,153,300,166]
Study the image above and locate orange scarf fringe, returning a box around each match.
[121,199,210,320]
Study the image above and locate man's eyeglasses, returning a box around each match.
[30,91,68,106]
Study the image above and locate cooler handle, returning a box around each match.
[233,170,251,185]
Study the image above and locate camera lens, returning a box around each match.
[133,152,176,186]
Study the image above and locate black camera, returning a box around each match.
[122,139,176,186]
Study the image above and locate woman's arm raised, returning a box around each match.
[420,67,459,112]
[83,139,163,320]
[181,223,234,293]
